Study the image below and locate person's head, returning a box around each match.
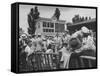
[38,35,41,38]
[62,43,68,48]
[81,26,90,38]
[89,30,93,36]
[28,42,32,47]
[35,35,38,38]
[56,33,59,37]
[51,44,55,49]
[30,8,34,14]
[32,34,36,38]
[21,34,27,39]
[65,30,69,35]
[47,44,52,49]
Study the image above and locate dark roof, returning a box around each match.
[68,18,96,26]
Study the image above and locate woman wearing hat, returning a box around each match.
[68,26,96,68]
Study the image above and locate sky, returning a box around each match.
[19,5,96,33]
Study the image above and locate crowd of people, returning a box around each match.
[19,26,96,70]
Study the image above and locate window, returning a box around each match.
[55,23,65,32]
[47,22,49,27]
[43,22,46,27]
[50,23,54,28]
[52,29,54,32]
[46,29,48,32]
[43,29,46,32]
[49,29,51,32]
[43,29,54,32]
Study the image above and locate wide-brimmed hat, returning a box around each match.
[69,37,82,50]
[21,34,27,39]
[81,26,89,33]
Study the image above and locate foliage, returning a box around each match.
[53,8,60,20]
[27,6,40,35]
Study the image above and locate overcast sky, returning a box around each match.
[19,5,96,33]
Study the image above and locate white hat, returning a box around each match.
[42,37,46,40]
[81,26,89,33]
[21,34,27,39]
[37,33,41,35]
[71,33,78,38]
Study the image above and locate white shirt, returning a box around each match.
[47,39,54,46]
[46,49,53,53]
[25,45,34,56]
[54,36,62,47]
[42,41,47,51]
[63,34,71,43]
[59,47,72,69]
[81,36,96,51]
[71,30,83,38]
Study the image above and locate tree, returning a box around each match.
[19,27,24,37]
[27,6,40,35]
[53,8,60,20]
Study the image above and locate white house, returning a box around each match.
[35,17,66,36]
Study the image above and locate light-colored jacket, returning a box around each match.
[59,47,72,69]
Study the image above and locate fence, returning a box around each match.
[20,52,96,71]
[29,52,60,71]
[79,56,96,68]
[68,54,96,69]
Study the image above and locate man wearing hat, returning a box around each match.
[71,26,95,53]
[68,26,96,68]
[71,26,89,38]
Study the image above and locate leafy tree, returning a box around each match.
[53,8,60,20]
[19,27,24,37]
[27,6,40,35]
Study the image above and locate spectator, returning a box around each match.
[59,43,72,69]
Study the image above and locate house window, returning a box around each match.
[43,29,45,32]
[47,22,49,27]
[50,23,54,28]
[43,22,46,27]
[55,23,65,32]
[51,29,54,32]
[46,29,48,32]
[43,29,54,32]
[49,29,51,32]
